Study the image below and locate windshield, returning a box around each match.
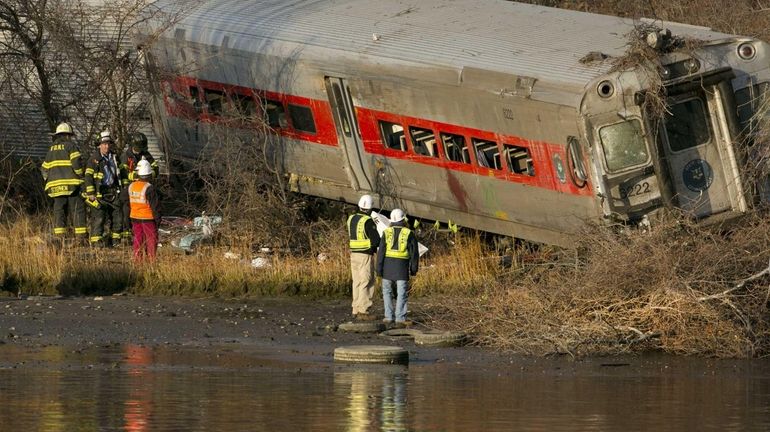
[664,97,711,152]
[598,119,650,172]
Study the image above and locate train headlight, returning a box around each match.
[684,58,700,73]
[597,80,614,98]
[738,42,756,60]
[659,66,671,79]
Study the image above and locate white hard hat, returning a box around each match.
[99,130,112,143]
[54,122,74,135]
[136,159,153,177]
[358,194,373,210]
[390,208,405,223]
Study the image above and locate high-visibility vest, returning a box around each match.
[384,227,411,259]
[129,181,154,220]
[347,213,372,251]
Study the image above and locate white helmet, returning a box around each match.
[99,130,113,143]
[54,122,74,135]
[358,194,373,210]
[390,208,406,223]
[136,159,153,177]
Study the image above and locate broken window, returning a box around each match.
[599,119,648,172]
[503,144,534,176]
[189,86,202,113]
[262,98,287,128]
[231,92,257,118]
[472,138,501,170]
[380,120,406,151]
[441,132,470,164]
[288,104,317,134]
[409,126,438,157]
[204,88,225,116]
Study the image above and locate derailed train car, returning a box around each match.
[137,0,770,245]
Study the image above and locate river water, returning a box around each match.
[0,344,768,431]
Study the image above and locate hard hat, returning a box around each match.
[99,130,113,143]
[54,122,74,135]
[136,159,153,177]
[358,194,373,210]
[390,208,406,223]
[130,132,148,151]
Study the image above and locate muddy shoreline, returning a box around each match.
[1,294,767,377]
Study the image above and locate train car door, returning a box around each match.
[661,82,746,217]
[324,77,372,192]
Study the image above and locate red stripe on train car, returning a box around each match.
[162,75,593,198]
[161,76,338,146]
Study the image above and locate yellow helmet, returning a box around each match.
[54,122,74,135]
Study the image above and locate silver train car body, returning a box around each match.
[137,0,770,245]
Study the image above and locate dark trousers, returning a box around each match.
[53,191,86,237]
[120,188,132,239]
[132,220,158,262]
[89,189,122,246]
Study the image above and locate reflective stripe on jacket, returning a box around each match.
[41,137,83,197]
[384,226,411,259]
[347,213,372,251]
[129,181,154,220]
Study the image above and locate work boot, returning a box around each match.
[395,320,414,328]
[355,313,377,322]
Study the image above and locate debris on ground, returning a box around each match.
[163,213,222,253]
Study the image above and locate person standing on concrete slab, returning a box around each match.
[377,208,419,327]
[347,194,380,321]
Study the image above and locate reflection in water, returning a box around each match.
[0,344,768,431]
[336,367,407,432]
[124,345,153,432]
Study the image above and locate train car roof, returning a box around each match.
[147,0,740,89]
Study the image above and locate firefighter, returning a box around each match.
[376,208,419,327]
[41,122,87,244]
[347,194,380,321]
[119,132,159,242]
[129,159,160,262]
[84,131,125,247]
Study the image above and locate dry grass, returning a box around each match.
[2,213,770,358]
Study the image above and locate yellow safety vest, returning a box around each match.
[384,227,411,259]
[347,214,372,251]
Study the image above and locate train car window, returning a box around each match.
[440,133,470,164]
[664,97,711,152]
[262,98,287,128]
[231,93,257,118]
[409,126,438,157]
[189,86,202,113]
[598,119,649,172]
[503,144,534,176]
[288,104,317,134]
[472,138,501,170]
[331,83,352,137]
[204,89,225,116]
[379,121,406,151]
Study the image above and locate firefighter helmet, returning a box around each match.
[100,130,113,143]
[390,208,406,223]
[130,132,148,151]
[358,194,373,210]
[54,122,74,135]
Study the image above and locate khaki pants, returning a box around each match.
[350,252,376,315]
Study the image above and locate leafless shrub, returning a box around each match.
[425,214,770,358]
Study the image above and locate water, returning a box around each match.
[0,344,768,431]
